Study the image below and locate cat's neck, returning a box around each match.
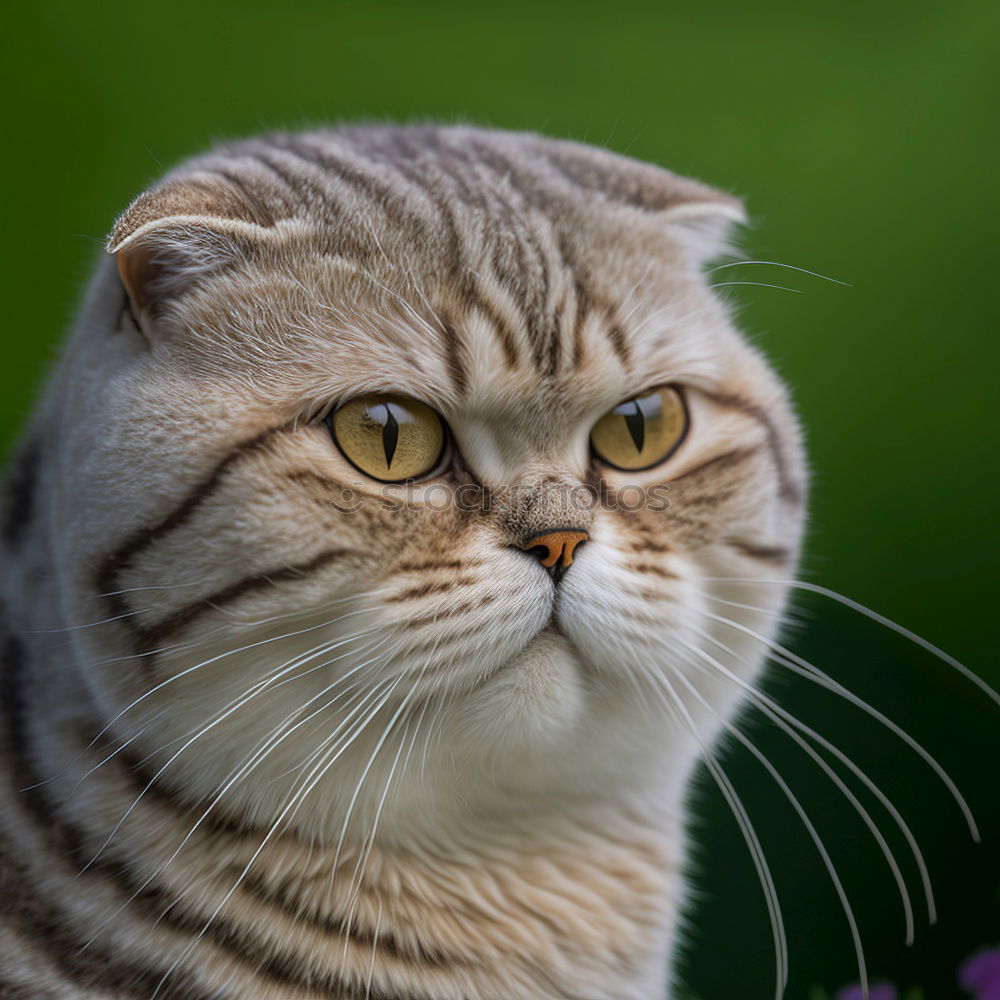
[4,597,682,1000]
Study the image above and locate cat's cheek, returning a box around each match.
[457,630,588,752]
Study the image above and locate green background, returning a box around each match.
[3,2,998,997]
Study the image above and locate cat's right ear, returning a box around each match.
[107,174,274,323]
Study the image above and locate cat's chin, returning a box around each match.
[458,625,590,750]
[389,622,690,829]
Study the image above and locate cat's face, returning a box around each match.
[47,127,805,843]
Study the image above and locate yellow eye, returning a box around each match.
[329,394,446,482]
[590,386,688,471]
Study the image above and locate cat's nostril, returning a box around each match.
[518,530,589,579]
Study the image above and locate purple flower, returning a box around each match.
[959,947,1000,1000]
[835,983,897,1000]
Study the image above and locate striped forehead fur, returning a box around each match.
[108,126,746,383]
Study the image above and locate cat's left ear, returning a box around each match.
[657,199,747,266]
[531,135,746,265]
[106,173,274,317]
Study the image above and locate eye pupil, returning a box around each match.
[377,404,400,469]
[622,401,645,452]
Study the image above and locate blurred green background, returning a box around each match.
[3,1,998,996]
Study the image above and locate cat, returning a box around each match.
[0,124,809,999]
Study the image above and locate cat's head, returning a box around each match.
[45,126,806,843]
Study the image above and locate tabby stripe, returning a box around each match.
[679,487,739,508]
[286,468,367,494]
[570,278,589,369]
[553,223,629,375]
[451,212,529,373]
[704,390,803,504]
[231,153,300,217]
[542,313,561,377]
[249,146,380,263]
[604,321,631,370]
[1,633,211,999]
[84,727,249,839]
[382,135,523,378]
[517,216,555,372]
[3,634,426,999]
[471,282,524,372]
[387,577,476,602]
[3,631,76,845]
[279,137,457,302]
[95,422,291,649]
[157,898,414,1000]
[0,975,58,1000]
[670,445,762,486]
[0,833,410,1000]
[462,142,561,374]
[81,707,476,973]
[249,149,341,216]
[405,594,496,630]
[209,168,277,227]
[482,244,525,368]
[629,539,671,554]
[470,138,620,380]
[285,469,348,511]
[627,562,678,579]
[250,144,430,371]
[87,728,468,971]
[140,547,355,647]
[2,438,40,548]
[281,136,417,220]
[238,875,464,970]
[543,283,572,378]
[725,538,794,564]
[485,305,524,369]
[396,559,471,573]
[406,607,550,657]
[487,215,534,356]
[439,317,470,397]
[0,840,183,1000]
[478,181,551,372]
[553,227,595,374]
[415,172,482,389]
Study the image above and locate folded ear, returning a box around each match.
[657,198,747,265]
[527,135,747,264]
[107,172,275,317]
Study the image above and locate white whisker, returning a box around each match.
[703,608,981,842]
[79,638,401,951]
[733,579,998,709]
[74,598,379,774]
[708,259,851,286]
[678,631,926,940]
[149,673,406,997]
[23,606,156,635]
[79,618,383,871]
[654,663,868,998]
[709,280,803,294]
[638,666,788,998]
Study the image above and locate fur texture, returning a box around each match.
[0,125,805,999]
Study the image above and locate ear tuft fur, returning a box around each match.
[658,199,747,265]
[521,133,747,265]
[107,173,274,254]
[107,174,274,316]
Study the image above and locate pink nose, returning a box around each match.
[519,530,590,571]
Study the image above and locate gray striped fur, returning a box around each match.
[1,124,804,999]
